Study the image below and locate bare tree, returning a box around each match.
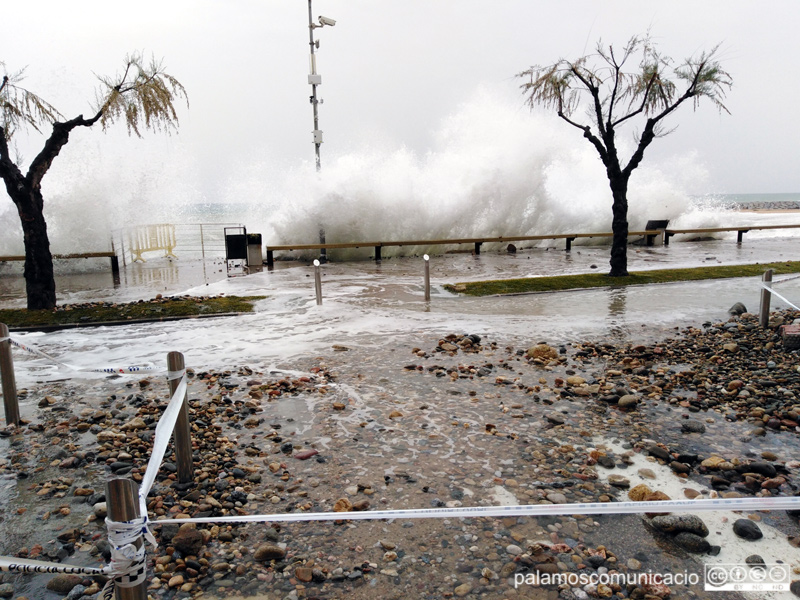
[518,35,731,276]
[1,53,188,309]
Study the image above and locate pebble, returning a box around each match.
[733,519,764,540]
[45,574,82,594]
[254,544,286,562]
[505,544,523,555]
[681,419,706,433]
[650,514,709,537]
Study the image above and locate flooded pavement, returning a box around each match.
[1,234,800,599]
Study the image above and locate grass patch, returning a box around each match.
[0,295,267,329]
[444,262,800,297]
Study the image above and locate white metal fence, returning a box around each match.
[111,223,243,267]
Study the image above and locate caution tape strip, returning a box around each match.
[772,274,800,285]
[1,336,157,375]
[150,495,800,526]
[137,370,188,545]
[761,282,800,312]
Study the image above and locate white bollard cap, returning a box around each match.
[313,259,320,267]
[423,254,429,261]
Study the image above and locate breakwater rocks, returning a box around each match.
[1,314,800,599]
[736,200,800,211]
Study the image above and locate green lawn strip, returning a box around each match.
[444,262,800,297]
[0,295,267,328]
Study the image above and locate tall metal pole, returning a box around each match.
[308,0,328,264]
[308,0,322,173]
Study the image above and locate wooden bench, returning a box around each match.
[0,251,120,276]
[264,230,662,266]
[663,224,800,245]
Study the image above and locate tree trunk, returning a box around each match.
[608,174,629,277]
[12,185,57,310]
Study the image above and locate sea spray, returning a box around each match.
[264,89,713,258]
[0,87,730,258]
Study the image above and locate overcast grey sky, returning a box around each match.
[4,0,800,203]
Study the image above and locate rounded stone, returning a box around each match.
[650,514,709,537]
[733,519,763,541]
[46,574,82,595]
[254,544,286,562]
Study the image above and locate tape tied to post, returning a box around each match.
[105,517,149,588]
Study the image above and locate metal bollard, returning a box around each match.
[105,478,147,600]
[167,352,193,483]
[314,259,323,305]
[0,323,19,427]
[423,255,431,301]
[759,269,773,328]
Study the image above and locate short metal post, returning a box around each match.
[565,237,575,252]
[374,245,382,262]
[167,352,193,483]
[314,259,323,305]
[105,478,147,600]
[759,269,773,328]
[474,242,482,255]
[0,323,19,427]
[423,254,431,301]
[266,249,274,268]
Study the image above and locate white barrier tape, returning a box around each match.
[773,274,800,285]
[760,282,800,312]
[0,555,109,576]
[167,369,186,381]
[6,337,157,375]
[138,373,189,537]
[106,542,147,589]
[153,495,800,526]
[106,516,152,564]
[0,527,146,591]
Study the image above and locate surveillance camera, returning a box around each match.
[318,16,336,26]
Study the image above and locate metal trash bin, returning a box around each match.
[247,233,263,266]
[224,226,248,276]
